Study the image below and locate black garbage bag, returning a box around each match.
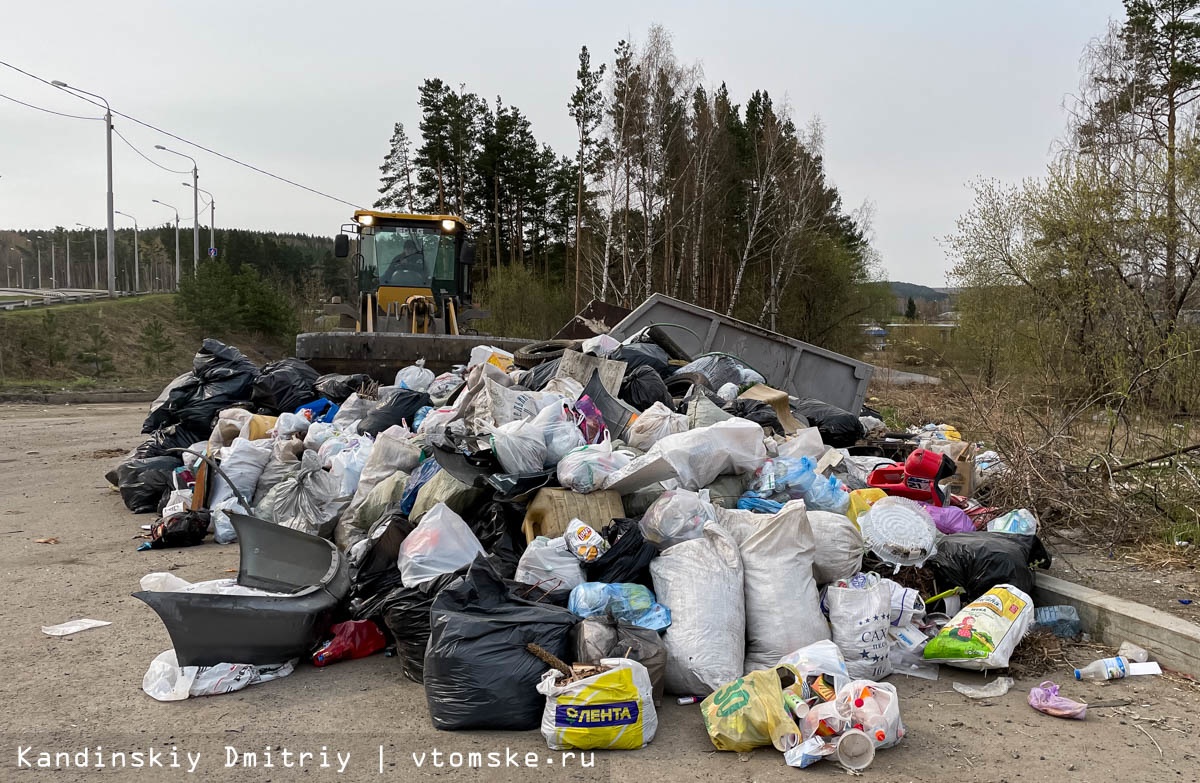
[471,501,527,579]
[612,342,671,378]
[672,354,760,391]
[358,389,431,436]
[927,532,1052,603]
[314,373,376,404]
[348,511,418,618]
[143,339,260,433]
[585,517,657,589]
[522,358,561,391]
[572,616,668,705]
[132,422,211,460]
[116,456,183,514]
[619,365,673,411]
[723,398,785,434]
[251,358,320,414]
[148,509,210,549]
[380,569,467,683]
[791,398,864,448]
[425,557,578,730]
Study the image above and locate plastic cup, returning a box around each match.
[835,729,876,771]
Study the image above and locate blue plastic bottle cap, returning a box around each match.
[1073,669,1082,680]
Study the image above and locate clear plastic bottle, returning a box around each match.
[1074,656,1127,681]
[852,687,888,743]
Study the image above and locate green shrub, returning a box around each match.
[178,261,298,339]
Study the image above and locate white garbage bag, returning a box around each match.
[515,537,585,592]
[808,511,865,584]
[397,503,485,587]
[395,359,436,392]
[649,418,767,490]
[650,521,745,695]
[625,401,687,452]
[208,437,271,508]
[823,573,893,680]
[717,502,830,671]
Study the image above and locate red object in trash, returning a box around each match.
[311,620,387,667]
[866,449,957,506]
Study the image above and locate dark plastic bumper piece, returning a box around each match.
[133,513,350,667]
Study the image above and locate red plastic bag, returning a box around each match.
[1028,680,1087,720]
[312,620,387,667]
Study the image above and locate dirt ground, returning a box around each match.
[2,402,1199,783]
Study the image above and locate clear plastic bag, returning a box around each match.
[537,402,587,465]
[557,436,634,494]
[395,359,436,392]
[491,418,547,474]
[567,582,672,630]
[272,411,310,438]
[515,537,585,591]
[397,503,485,587]
[328,435,375,497]
[640,489,717,549]
[625,401,688,451]
[649,418,767,490]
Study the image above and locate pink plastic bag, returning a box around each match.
[1028,680,1087,720]
[575,395,607,444]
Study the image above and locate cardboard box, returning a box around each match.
[933,441,977,498]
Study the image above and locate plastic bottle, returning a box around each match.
[852,687,888,743]
[1074,656,1128,681]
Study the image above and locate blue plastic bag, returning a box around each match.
[567,582,672,631]
[398,458,440,516]
[295,397,340,424]
[736,497,784,514]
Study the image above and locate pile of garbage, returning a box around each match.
[105,330,1110,767]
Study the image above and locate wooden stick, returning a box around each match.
[526,643,571,677]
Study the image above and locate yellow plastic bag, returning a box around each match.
[537,658,657,750]
[701,665,802,752]
[845,488,887,526]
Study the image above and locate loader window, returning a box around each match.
[373,226,440,287]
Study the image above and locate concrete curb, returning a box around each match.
[0,390,157,405]
[1034,573,1200,678]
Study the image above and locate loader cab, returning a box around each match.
[334,211,475,320]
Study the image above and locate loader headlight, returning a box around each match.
[441,219,457,232]
[359,215,375,226]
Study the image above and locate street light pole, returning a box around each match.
[35,235,43,289]
[52,80,115,299]
[65,235,71,288]
[156,146,199,272]
[196,187,215,255]
[152,199,181,291]
[115,210,139,293]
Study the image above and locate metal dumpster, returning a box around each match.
[607,294,873,413]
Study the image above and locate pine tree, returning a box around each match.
[906,296,918,321]
[568,45,606,309]
[374,122,416,212]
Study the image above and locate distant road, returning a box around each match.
[0,288,136,310]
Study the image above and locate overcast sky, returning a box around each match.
[1,0,1123,286]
